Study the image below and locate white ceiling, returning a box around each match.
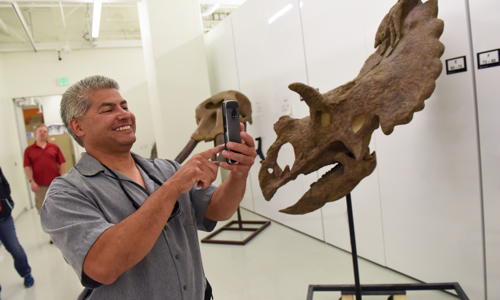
[0,0,244,52]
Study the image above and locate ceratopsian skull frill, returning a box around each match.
[259,0,445,214]
[175,90,252,164]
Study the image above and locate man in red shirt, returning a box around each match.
[24,124,66,213]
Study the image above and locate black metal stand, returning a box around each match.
[306,193,470,300]
[346,193,362,299]
[201,207,270,245]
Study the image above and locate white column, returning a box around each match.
[138,0,212,160]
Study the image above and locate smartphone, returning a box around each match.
[222,100,241,164]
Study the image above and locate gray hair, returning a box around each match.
[61,75,119,146]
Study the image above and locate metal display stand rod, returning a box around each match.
[236,207,243,229]
[346,193,362,300]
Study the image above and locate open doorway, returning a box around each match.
[12,95,84,208]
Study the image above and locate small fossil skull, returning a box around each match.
[259,0,444,214]
[175,90,252,164]
[192,90,252,142]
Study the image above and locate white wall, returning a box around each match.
[0,47,154,213]
[0,55,31,218]
[231,0,325,240]
[369,1,484,298]
[468,0,500,298]
[205,0,496,299]
[41,95,64,126]
[300,0,387,267]
[138,0,214,163]
[0,47,154,158]
[204,20,255,209]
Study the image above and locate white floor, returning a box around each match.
[0,208,458,300]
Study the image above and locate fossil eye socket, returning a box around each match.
[321,112,331,127]
[351,113,366,133]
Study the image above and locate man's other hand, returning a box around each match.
[30,181,40,193]
[168,145,224,196]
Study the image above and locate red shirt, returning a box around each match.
[24,142,66,186]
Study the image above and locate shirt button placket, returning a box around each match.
[175,253,186,295]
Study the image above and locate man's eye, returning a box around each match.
[123,107,129,110]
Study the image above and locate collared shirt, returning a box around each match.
[40,152,217,300]
[23,142,65,186]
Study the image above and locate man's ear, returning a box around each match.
[69,119,85,140]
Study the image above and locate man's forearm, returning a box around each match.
[82,181,180,285]
[24,166,33,181]
[59,163,65,175]
[205,173,247,221]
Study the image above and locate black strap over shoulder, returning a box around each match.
[205,278,213,300]
[100,162,180,221]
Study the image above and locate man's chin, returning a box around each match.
[103,136,137,151]
[120,136,137,147]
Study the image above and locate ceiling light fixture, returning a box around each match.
[92,0,102,38]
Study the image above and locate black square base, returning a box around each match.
[201,220,270,245]
[307,282,469,300]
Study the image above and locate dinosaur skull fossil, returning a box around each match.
[191,90,252,142]
[175,90,253,164]
[259,0,444,214]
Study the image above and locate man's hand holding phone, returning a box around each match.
[220,122,257,179]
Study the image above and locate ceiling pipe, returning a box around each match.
[0,19,9,36]
[11,2,37,52]
[59,2,67,31]
[9,26,27,42]
[54,3,82,27]
[0,17,10,35]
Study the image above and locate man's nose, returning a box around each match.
[117,107,130,119]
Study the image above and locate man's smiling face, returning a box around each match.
[76,88,137,152]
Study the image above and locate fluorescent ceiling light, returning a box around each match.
[92,0,102,38]
[268,3,293,24]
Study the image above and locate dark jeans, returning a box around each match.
[0,215,31,277]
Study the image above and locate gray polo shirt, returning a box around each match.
[41,152,217,300]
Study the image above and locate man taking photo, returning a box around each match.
[41,75,257,300]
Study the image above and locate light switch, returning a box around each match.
[477,49,500,69]
[446,56,467,75]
